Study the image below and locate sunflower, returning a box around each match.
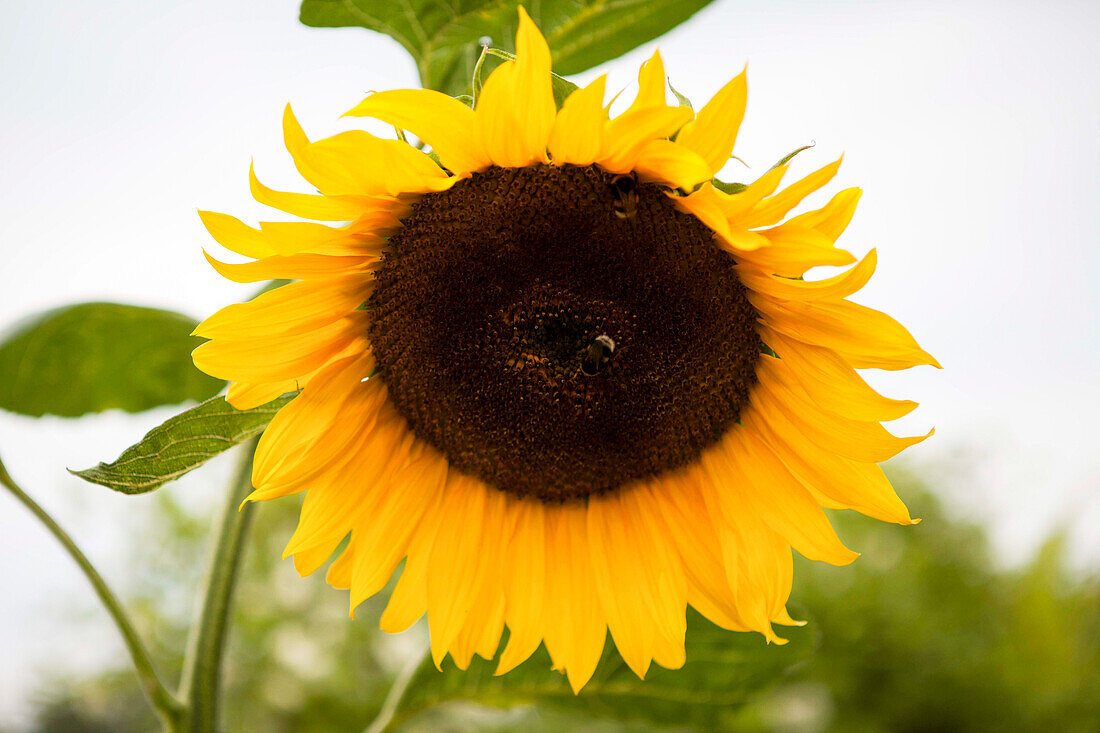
[192,7,938,692]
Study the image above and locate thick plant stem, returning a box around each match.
[0,455,185,730]
[178,440,258,732]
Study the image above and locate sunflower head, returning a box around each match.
[193,6,938,693]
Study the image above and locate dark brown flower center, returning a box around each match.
[368,164,761,502]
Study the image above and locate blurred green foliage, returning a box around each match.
[22,467,1099,732]
[0,303,222,418]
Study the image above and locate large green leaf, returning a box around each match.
[299,0,720,97]
[0,302,223,418]
[72,394,294,495]
[391,610,815,731]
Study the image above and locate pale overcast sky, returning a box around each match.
[1,0,1098,724]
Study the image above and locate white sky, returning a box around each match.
[1,0,1098,724]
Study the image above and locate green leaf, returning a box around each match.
[299,0,720,97]
[72,394,294,495]
[0,302,224,418]
[392,610,814,731]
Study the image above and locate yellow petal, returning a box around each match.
[256,220,384,257]
[761,328,918,422]
[284,105,453,197]
[282,104,333,194]
[425,475,501,667]
[379,461,451,633]
[200,210,384,260]
[542,504,607,693]
[225,380,296,410]
[734,224,854,277]
[548,76,608,165]
[344,89,489,174]
[599,105,693,173]
[622,484,688,654]
[497,498,548,676]
[626,50,668,112]
[348,450,449,610]
[633,139,713,190]
[249,162,384,221]
[198,210,275,259]
[477,63,532,168]
[675,183,768,251]
[201,250,377,283]
[379,549,429,634]
[281,410,410,556]
[719,165,789,222]
[251,357,379,491]
[251,415,374,503]
[786,187,862,242]
[587,491,659,678]
[745,406,915,525]
[675,68,748,176]
[724,428,859,566]
[192,315,364,384]
[474,8,555,168]
[326,538,355,590]
[227,338,366,417]
[308,131,454,196]
[739,248,878,303]
[774,608,807,626]
[649,470,749,632]
[450,582,505,670]
[696,462,791,638]
[745,157,843,228]
[249,371,361,493]
[292,532,347,578]
[753,295,941,369]
[512,6,556,157]
[755,357,934,463]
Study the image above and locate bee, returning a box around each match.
[610,173,638,220]
[581,334,616,376]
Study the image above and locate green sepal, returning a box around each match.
[770,143,816,171]
[712,179,748,194]
[669,80,693,110]
[72,393,295,495]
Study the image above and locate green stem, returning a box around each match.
[178,439,257,732]
[363,639,430,733]
[0,454,185,729]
